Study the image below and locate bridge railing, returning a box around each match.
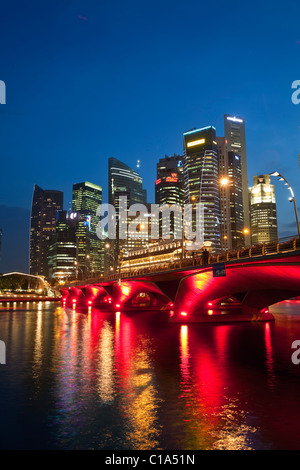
[67,235,300,285]
[116,235,300,280]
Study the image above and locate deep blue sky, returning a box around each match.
[0,0,300,272]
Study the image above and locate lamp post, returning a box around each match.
[105,243,121,283]
[74,261,83,280]
[181,203,186,266]
[86,254,90,279]
[220,177,251,248]
[189,195,222,257]
[269,172,300,238]
[219,177,230,252]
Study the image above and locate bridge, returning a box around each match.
[60,236,300,323]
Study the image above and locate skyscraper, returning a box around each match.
[249,175,278,244]
[224,114,250,244]
[183,126,220,251]
[108,158,148,272]
[217,137,244,251]
[155,154,184,238]
[155,154,184,206]
[30,185,63,278]
[109,157,147,207]
[72,182,103,276]
[48,210,77,280]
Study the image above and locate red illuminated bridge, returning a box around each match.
[61,240,300,323]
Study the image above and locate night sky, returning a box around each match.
[0,0,300,272]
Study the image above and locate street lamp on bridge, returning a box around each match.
[269,171,300,238]
[105,243,122,284]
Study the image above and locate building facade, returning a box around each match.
[108,158,148,273]
[30,185,63,278]
[72,182,104,277]
[249,175,278,244]
[48,210,77,281]
[183,126,220,251]
[224,114,250,245]
[217,137,244,251]
[155,154,184,239]
[120,240,183,274]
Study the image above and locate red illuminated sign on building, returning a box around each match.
[166,176,178,183]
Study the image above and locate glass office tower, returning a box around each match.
[48,210,77,280]
[224,114,250,244]
[30,184,63,278]
[217,137,244,251]
[183,126,220,251]
[155,154,184,239]
[109,157,147,206]
[108,158,148,273]
[72,182,104,277]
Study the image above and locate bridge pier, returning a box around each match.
[170,306,275,323]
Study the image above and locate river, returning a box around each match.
[1,300,300,450]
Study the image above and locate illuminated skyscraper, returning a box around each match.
[107,158,148,272]
[30,185,63,278]
[155,154,184,206]
[217,137,244,250]
[224,114,250,244]
[155,154,184,238]
[109,157,147,206]
[183,126,220,251]
[72,182,103,277]
[249,175,278,244]
[48,210,77,280]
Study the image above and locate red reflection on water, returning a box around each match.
[180,325,190,382]
[264,322,276,389]
[178,322,231,443]
[114,313,134,388]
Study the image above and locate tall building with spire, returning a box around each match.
[30,185,63,278]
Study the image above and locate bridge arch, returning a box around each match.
[173,258,300,321]
[112,280,171,311]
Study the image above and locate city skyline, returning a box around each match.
[2,2,300,453]
[1,112,299,274]
[1,0,300,273]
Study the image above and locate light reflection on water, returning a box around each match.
[1,300,300,449]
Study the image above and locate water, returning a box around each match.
[1,300,300,450]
